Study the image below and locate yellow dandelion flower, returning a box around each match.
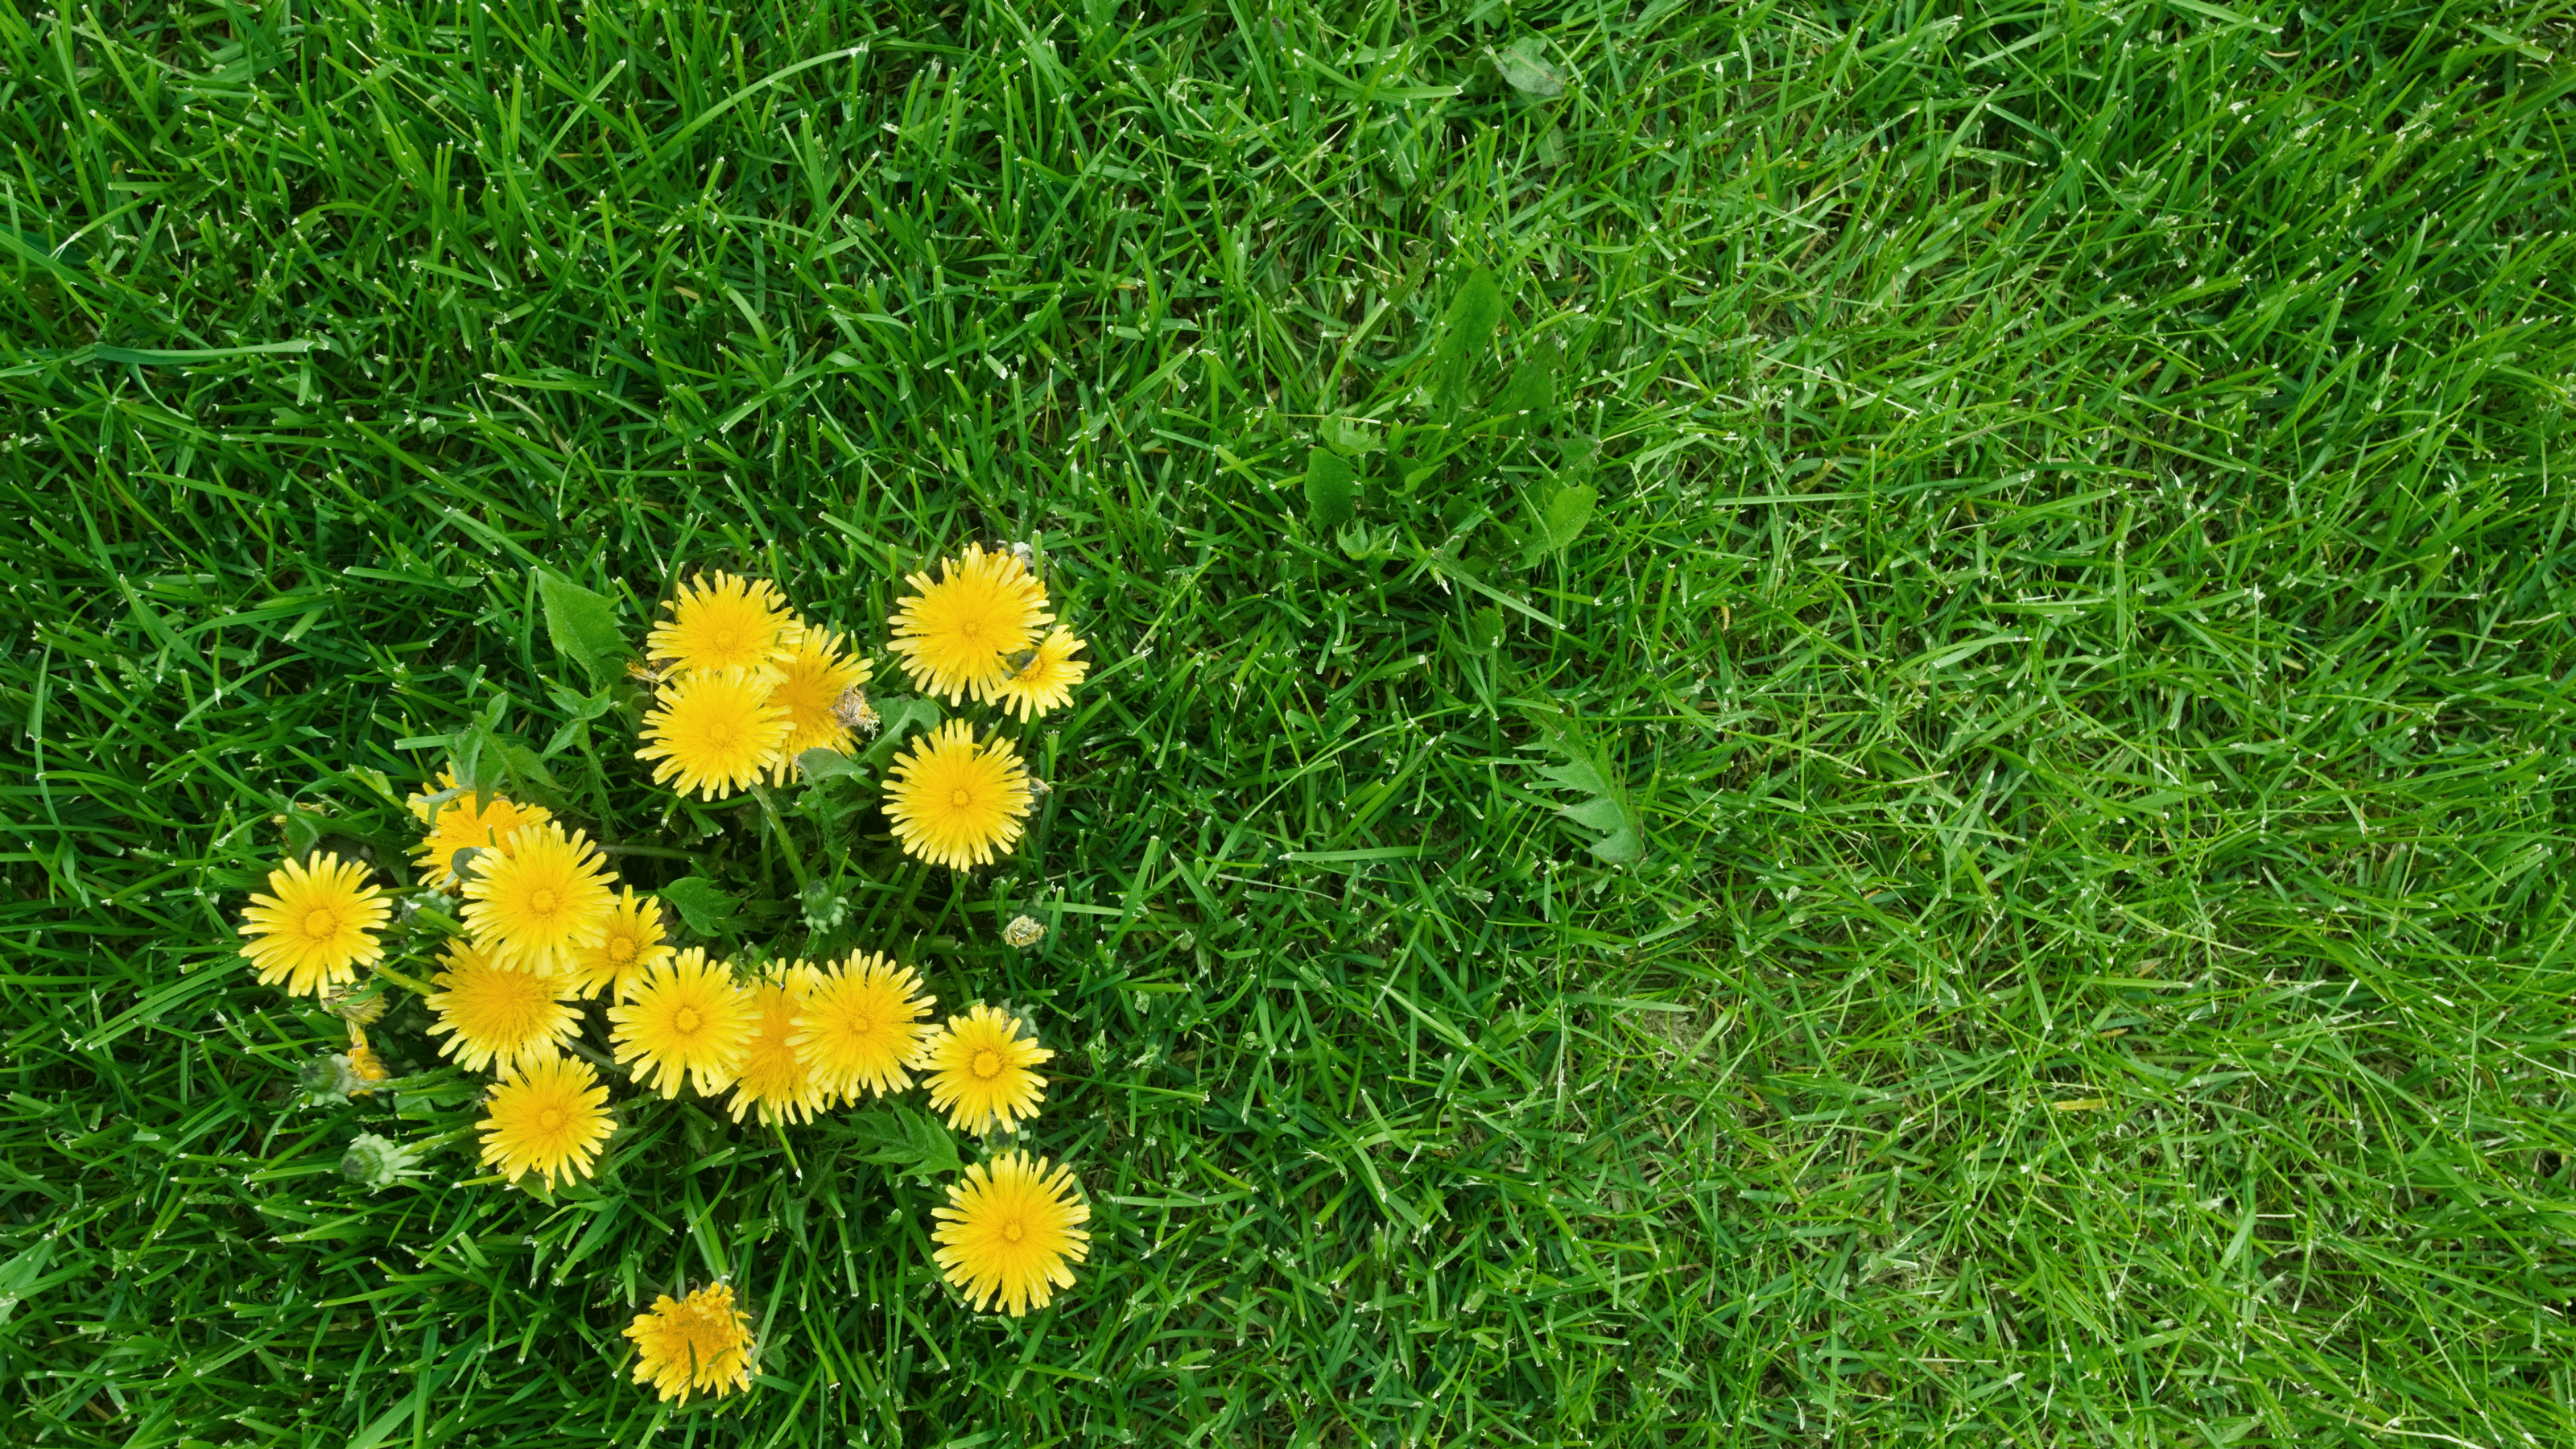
[792,951,935,1103]
[931,1151,1091,1317]
[725,965,827,1125]
[636,669,793,801]
[886,543,1052,704]
[990,627,1088,722]
[881,720,1033,871]
[407,768,554,889]
[764,625,875,781]
[237,852,391,997]
[568,888,674,1001]
[623,1282,755,1405]
[459,823,618,973]
[476,1055,616,1189]
[921,1004,1052,1134]
[347,1041,390,1088]
[423,937,581,1074]
[608,948,756,1098]
[644,571,803,680]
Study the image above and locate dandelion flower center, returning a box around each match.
[608,936,637,964]
[972,1050,1001,1080]
[950,787,972,807]
[675,1006,703,1034]
[530,889,557,914]
[1003,1220,1026,1242]
[539,1106,565,1130]
[712,627,738,652]
[302,909,337,939]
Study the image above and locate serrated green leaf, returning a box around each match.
[1320,415,1384,456]
[854,696,943,769]
[658,877,739,936]
[535,569,630,690]
[1516,701,1646,866]
[1305,446,1358,527]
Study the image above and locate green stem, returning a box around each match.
[371,963,434,996]
[746,783,811,892]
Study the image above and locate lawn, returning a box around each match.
[4,0,2574,1444]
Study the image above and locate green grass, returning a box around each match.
[5,0,2574,1443]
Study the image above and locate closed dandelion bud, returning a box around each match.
[299,1052,377,1102]
[341,1132,431,1192]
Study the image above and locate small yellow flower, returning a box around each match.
[623,1282,755,1405]
[990,627,1088,722]
[407,768,554,889]
[881,720,1033,871]
[636,669,793,801]
[568,888,674,1001]
[886,543,1051,704]
[725,965,827,1125]
[609,948,756,1098]
[764,625,875,781]
[921,1004,1052,1134]
[931,1151,1090,1317]
[237,852,391,997]
[459,823,618,974]
[476,1056,616,1189]
[792,952,936,1103]
[424,937,581,1074]
[645,571,803,680]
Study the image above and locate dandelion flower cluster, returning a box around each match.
[460,823,619,972]
[931,1151,1091,1317]
[609,948,757,1098]
[636,669,794,801]
[237,852,391,997]
[624,1282,755,1404]
[477,1056,616,1188]
[569,888,673,1001]
[407,769,554,888]
[887,543,1051,704]
[646,571,802,679]
[727,965,828,1125]
[424,938,582,1074]
[923,1004,1053,1134]
[882,720,1033,870]
[794,952,936,1101]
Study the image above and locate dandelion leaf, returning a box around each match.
[844,1102,962,1182]
[1304,447,1358,528]
[535,569,630,690]
[658,876,740,937]
[1517,704,1645,864]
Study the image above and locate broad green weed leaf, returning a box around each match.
[1489,39,1567,98]
[1492,343,1556,430]
[535,569,630,689]
[1534,483,1597,557]
[658,877,740,936]
[1320,415,1385,456]
[1305,446,1358,527]
[1434,267,1508,410]
[797,747,865,782]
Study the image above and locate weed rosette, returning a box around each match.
[229,545,1095,1406]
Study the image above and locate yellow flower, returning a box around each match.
[881,720,1033,871]
[424,937,581,1074]
[476,1055,616,1189]
[931,1151,1090,1317]
[990,627,1088,722]
[459,823,618,973]
[623,1282,755,1405]
[407,768,554,889]
[609,948,756,1098]
[921,1004,1052,1134]
[347,1042,390,1088]
[644,571,802,680]
[237,852,391,997]
[568,888,674,1001]
[725,965,827,1125]
[762,625,875,781]
[792,952,935,1103]
[886,543,1051,704]
[636,668,792,801]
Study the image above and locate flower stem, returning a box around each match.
[746,783,811,892]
